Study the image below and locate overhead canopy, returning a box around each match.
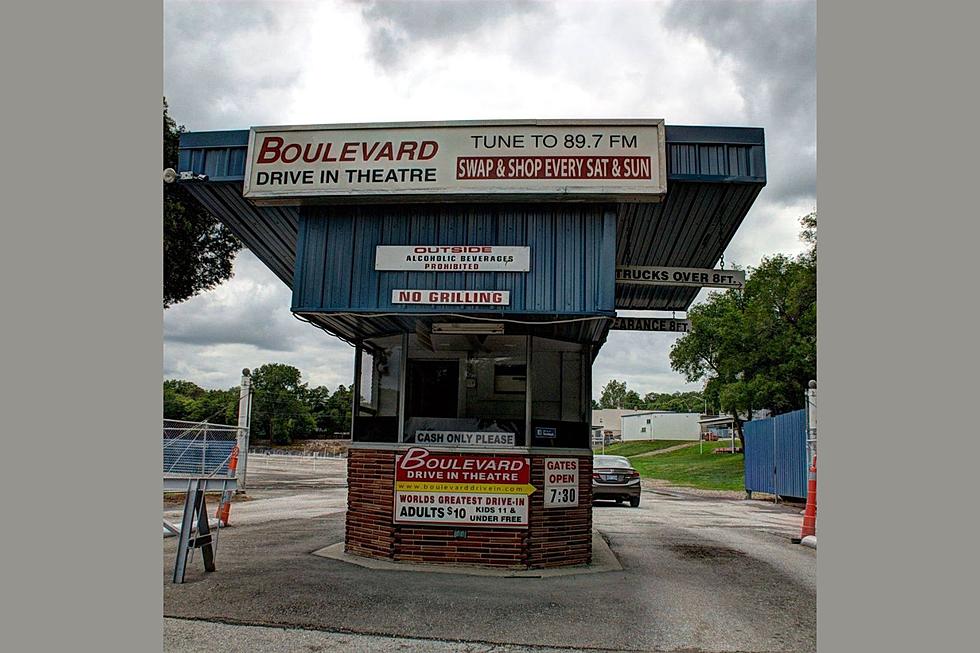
[177,125,764,346]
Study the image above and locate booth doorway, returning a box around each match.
[407,360,459,418]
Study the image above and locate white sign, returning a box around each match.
[544,458,579,508]
[376,246,530,272]
[242,120,666,202]
[415,431,516,447]
[394,492,530,527]
[392,289,510,305]
[394,449,533,528]
[616,266,746,289]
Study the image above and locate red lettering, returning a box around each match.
[418,140,439,160]
[281,143,301,163]
[361,141,381,160]
[376,142,394,160]
[256,136,284,164]
[340,142,358,162]
[397,141,418,160]
[302,143,323,163]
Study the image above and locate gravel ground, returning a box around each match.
[164,455,815,652]
[165,618,620,652]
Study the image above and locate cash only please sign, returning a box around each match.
[393,447,535,528]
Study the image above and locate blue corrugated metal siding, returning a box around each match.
[291,205,616,315]
[743,409,807,499]
[177,127,765,183]
[176,126,766,314]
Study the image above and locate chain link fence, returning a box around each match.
[163,419,244,479]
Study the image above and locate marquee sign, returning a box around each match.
[243,120,666,203]
[376,246,530,272]
[392,289,510,306]
[394,448,534,528]
[616,266,746,289]
[611,317,691,332]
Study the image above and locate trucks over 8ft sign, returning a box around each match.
[243,120,666,203]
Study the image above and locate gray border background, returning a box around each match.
[819,2,977,651]
[2,2,162,650]
[2,1,977,651]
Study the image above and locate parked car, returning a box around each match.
[592,455,641,507]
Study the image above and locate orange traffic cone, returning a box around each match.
[217,445,239,526]
[799,455,816,539]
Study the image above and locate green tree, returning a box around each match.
[669,212,817,446]
[163,379,240,423]
[672,257,815,417]
[164,98,241,307]
[304,384,352,435]
[598,379,643,409]
[642,391,705,413]
[250,363,316,444]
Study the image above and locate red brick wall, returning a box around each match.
[345,448,593,569]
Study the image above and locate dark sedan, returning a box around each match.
[592,455,642,507]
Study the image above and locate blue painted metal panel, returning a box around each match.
[178,127,766,184]
[291,205,615,315]
[743,409,808,499]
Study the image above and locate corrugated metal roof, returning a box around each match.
[176,124,765,341]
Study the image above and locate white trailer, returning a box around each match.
[621,412,702,441]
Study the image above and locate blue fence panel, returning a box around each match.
[743,409,808,499]
[744,419,776,494]
[163,440,236,478]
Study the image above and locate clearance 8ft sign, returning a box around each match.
[242,120,666,203]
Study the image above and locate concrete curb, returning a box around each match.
[311,530,623,578]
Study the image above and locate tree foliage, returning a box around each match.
[597,379,704,412]
[669,213,817,427]
[163,363,353,445]
[164,98,241,307]
[598,379,642,409]
[163,379,239,423]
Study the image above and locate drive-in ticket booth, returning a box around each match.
[177,120,766,568]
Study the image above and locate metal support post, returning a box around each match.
[524,335,533,446]
[235,368,252,493]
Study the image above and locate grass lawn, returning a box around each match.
[629,440,745,491]
[601,440,693,457]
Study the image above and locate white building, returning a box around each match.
[621,411,702,441]
[591,409,649,439]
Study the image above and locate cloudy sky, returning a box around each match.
[163,0,815,397]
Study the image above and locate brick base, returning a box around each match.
[345,448,593,568]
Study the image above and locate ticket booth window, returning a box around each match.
[402,332,527,445]
[352,335,403,442]
[351,331,591,448]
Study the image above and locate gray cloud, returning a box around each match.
[593,329,701,398]
[164,249,355,388]
[163,1,815,395]
[164,0,317,130]
[354,0,546,69]
[664,0,816,206]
